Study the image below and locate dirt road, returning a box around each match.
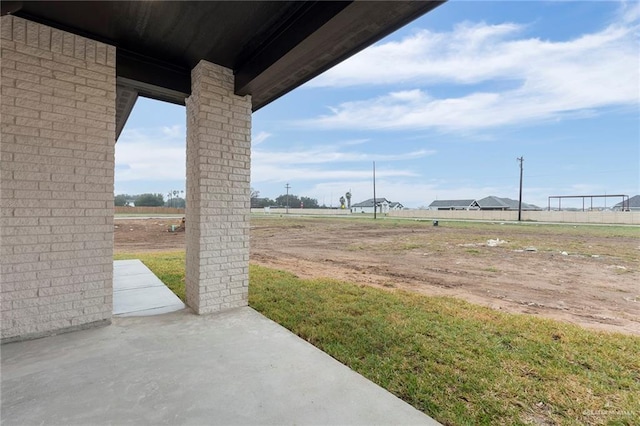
[114,216,640,335]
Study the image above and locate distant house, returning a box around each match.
[613,195,640,211]
[351,198,403,214]
[388,201,404,211]
[428,199,479,211]
[477,196,540,211]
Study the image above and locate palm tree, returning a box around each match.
[339,196,346,209]
[345,191,352,210]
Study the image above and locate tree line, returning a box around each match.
[116,188,325,209]
[251,188,320,209]
[115,193,185,208]
[252,194,320,209]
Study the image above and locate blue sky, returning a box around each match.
[115,1,639,209]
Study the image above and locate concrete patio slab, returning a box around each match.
[113,260,186,317]
[1,308,440,425]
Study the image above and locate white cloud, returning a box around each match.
[252,164,417,185]
[303,11,639,131]
[251,142,434,188]
[253,145,434,165]
[161,124,183,138]
[115,128,185,183]
[341,139,371,146]
[252,131,271,145]
[311,21,525,88]
[618,1,640,25]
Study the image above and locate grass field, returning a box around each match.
[114,250,640,425]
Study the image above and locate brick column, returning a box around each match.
[185,61,251,314]
[0,16,116,342]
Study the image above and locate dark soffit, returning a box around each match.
[3,1,444,137]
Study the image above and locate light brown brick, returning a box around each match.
[16,116,53,129]
[73,36,85,60]
[53,71,87,86]
[62,32,74,57]
[12,17,25,43]
[15,80,54,96]
[15,42,53,60]
[50,28,63,53]
[25,20,39,47]
[75,68,107,82]
[85,39,96,62]
[1,17,115,341]
[3,66,41,83]
[38,25,51,50]
[41,76,76,92]
[3,47,40,65]
[15,97,51,112]
[1,15,13,40]
[185,61,251,314]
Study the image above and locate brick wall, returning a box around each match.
[1,16,116,342]
[185,61,251,314]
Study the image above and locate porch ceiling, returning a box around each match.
[1,1,444,138]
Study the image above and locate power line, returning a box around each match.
[285,183,291,214]
[517,157,524,222]
[373,161,377,220]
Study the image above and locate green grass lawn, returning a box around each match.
[115,251,639,425]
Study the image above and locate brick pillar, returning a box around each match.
[185,61,251,314]
[0,16,116,342]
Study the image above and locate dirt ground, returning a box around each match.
[114,216,640,336]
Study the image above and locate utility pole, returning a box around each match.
[373,161,377,220]
[285,183,291,214]
[517,157,524,222]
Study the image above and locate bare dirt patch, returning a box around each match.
[114,216,640,335]
[114,217,186,253]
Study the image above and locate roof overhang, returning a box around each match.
[2,1,444,139]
